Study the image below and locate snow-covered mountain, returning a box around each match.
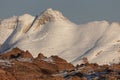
[0,8,120,65]
[0,16,18,45]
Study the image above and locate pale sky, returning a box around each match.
[0,0,120,24]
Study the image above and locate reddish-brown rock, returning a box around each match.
[22,50,33,58]
[0,48,75,80]
[35,53,46,60]
[0,47,33,59]
[0,68,16,80]
[2,48,120,80]
[68,76,81,80]
[33,55,74,74]
[51,56,74,71]
[5,60,43,80]
[48,76,65,80]
[68,76,87,80]
[33,59,58,74]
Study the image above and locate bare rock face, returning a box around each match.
[0,47,33,59]
[35,53,46,60]
[22,50,33,58]
[49,76,65,80]
[0,68,16,80]
[68,76,81,80]
[33,55,75,74]
[6,60,43,80]
[33,59,58,74]
[51,56,74,71]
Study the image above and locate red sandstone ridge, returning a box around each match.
[1,48,120,80]
[0,48,75,80]
[51,56,74,71]
[33,55,74,74]
[0,47,33,59]
[36,53,46,60]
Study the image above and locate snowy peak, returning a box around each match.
[0,16,18,29]
[41,8,67,21]
[1,8,120,66]
[28,8,71,31]
[18,14,35,33]
[39,8,68,22]
[19,14,34,22]
[0,16,18,45]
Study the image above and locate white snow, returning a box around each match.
[16,58,33,63]
[0,16,17,45]
[18,14,35,33]
[0,8,120,65]
[0,59,12,67]
[40,8,69,21]
[42,57,53,63]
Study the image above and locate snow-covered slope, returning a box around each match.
[0,8,120,65]
[0,16,17,45]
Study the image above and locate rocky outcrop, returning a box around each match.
[33,59,58,74]
[51,56,74,71]
[0,47,33,59]
[6,60,43,80]
[35,53,46,60]
[0,48,120,80]
[33,55,74,74]
[0,48,73,80]
[68,76,86,80]
[0,68,16,80]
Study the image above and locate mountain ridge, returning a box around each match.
[0,8,120,65]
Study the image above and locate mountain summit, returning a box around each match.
[0,8,120,65]
[27,8,71,31]
[39,8,68,21]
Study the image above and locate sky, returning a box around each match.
[0,0,120,24]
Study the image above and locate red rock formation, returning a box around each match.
[1,48,120,80]
[22,50,33,58]
[35,53,46,60]
[69,76,81,80]
[0,68,16,80]
[0,47,33,59]
[0,48,76,80]
[33,59,58,74]
[51,56,74,71]
[2,59,40,79]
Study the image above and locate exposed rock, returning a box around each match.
[0,68,16,80]
[22,50,33,58]
[5,60,43,80]
[0,48,120,80]
[35,53,46,60]
[48,76,65,80]
[68,76,81,80]
[0,47,33,59]
[34,54,74,74]
[33,59,58,74]
[51,56,74,71]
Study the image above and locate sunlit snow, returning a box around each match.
[0,8,120,65]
